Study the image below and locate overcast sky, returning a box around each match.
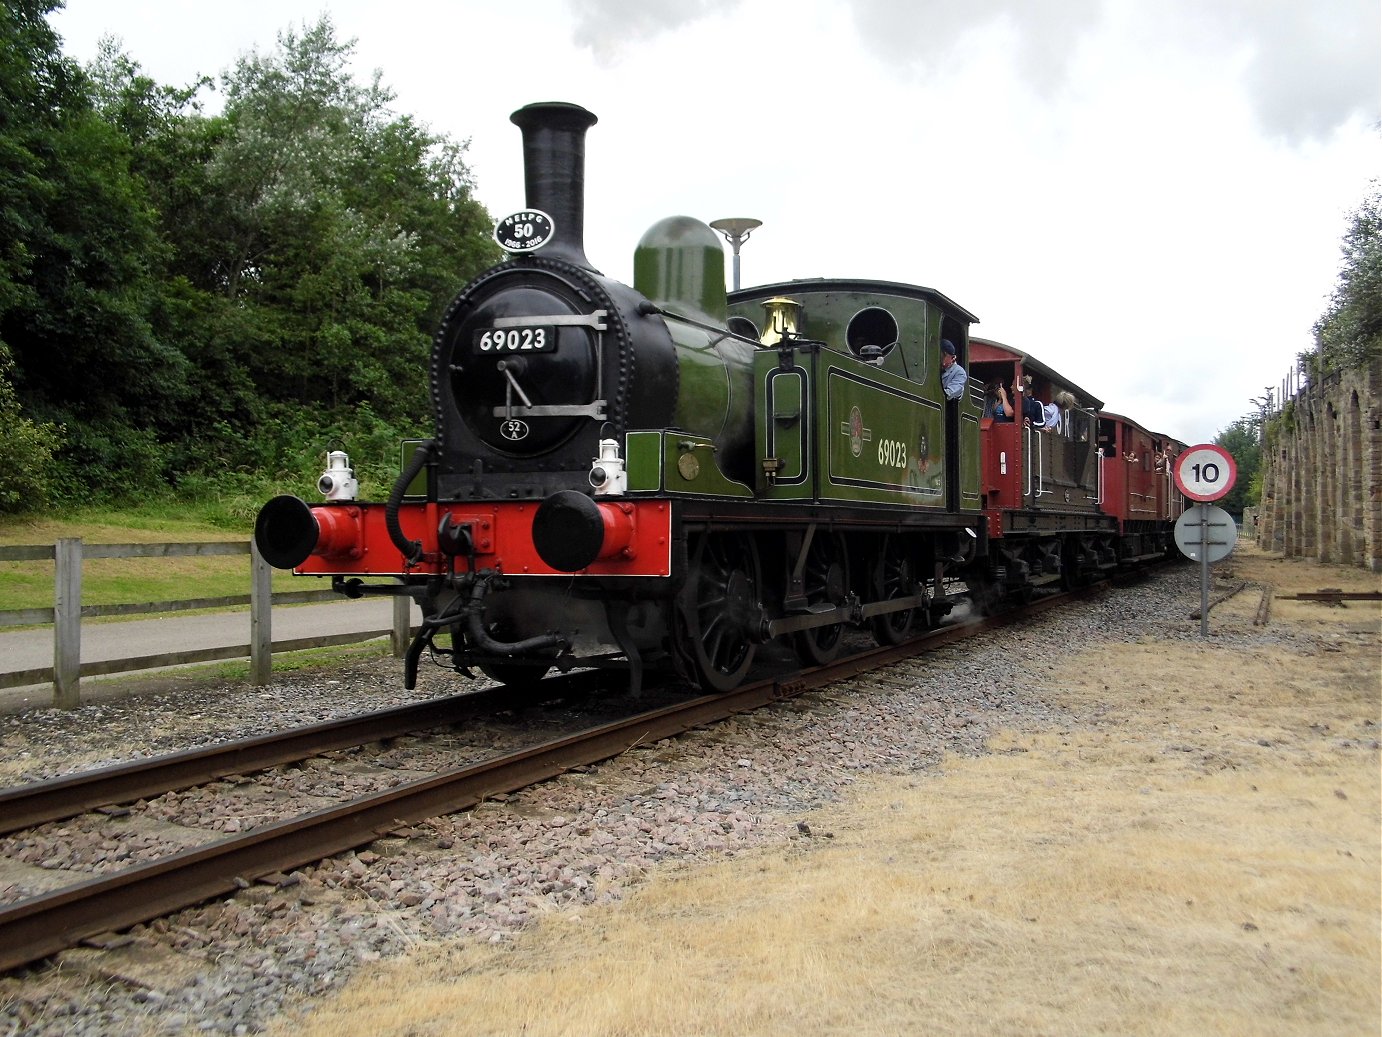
[52,0,1380,443]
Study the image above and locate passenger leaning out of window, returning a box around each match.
[990,377,1043,424]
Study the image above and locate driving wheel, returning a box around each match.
[676,533,761,692]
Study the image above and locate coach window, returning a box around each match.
[846,307,899,360]
[1068,409,1090,443]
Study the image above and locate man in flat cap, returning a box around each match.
[940,339,967,401]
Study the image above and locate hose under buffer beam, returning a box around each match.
[403,572,570,689]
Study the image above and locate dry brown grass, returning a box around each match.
[269,545,1380,1037]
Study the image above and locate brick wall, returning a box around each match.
[1256,355,1382,572]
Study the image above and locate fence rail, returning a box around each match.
[0,539,411,708]
[0,587,341,628]
[0,541,253,562]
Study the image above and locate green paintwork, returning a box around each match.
[624,431,664,491]
[959,408,983,510]
[623,430,753,497]
[664,433,754,497]
[631,216,758,485]
[734,280,983,512]
[730,283,944,383]
[765,364,806,484]
[823,363,947,504]
[756,346,949,505]
[667,318,755,475]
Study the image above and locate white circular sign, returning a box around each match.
[493,210,554,253]
[1174,504,1237,563]
[1174,444,1237,502]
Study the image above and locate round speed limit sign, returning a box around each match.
[1174,444,1237,502]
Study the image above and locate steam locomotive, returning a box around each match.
[254,101,1188,695]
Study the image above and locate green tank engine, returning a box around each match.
[254,101,989,695]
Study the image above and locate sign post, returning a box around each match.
[1173,445,1238,636]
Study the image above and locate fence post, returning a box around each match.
[391,583,411,658]
[53,537,82,709]
[250,540,272,685]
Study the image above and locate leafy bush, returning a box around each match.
[46,417,170,504]
[172,402,427,527]
[0,342,63,512]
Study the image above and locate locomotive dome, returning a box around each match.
[634,216,728,322]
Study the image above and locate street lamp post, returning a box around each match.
[709,217,762,291]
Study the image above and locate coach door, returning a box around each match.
[944,329,982,514]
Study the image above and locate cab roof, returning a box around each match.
[730,278,980,326]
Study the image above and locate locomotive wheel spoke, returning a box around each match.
[795,533,848,666]
[872,534,923,645]
[677,534,759,692]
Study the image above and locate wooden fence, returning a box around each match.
[0,539,411,708]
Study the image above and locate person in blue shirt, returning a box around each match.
[940,339,967,400]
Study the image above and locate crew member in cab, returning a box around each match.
[940,340,966,400]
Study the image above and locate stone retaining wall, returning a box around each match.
[1256,355,1382,572]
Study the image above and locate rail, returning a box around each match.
[0,587,1091,973]
[0,539,410,708]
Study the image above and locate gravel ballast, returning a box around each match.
[0,564,1340,1036]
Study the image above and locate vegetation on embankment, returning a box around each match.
[2,3,497,517]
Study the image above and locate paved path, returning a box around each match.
[0,597,413,696]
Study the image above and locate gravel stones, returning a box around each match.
[0,566,1296,1036]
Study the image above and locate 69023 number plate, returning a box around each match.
[473,326,556,354]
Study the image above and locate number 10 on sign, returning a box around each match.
[1174,444,1237,503]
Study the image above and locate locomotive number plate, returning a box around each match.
[473,326,556,354]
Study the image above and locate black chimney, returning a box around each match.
[509,102,599,270]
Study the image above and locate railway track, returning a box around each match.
[0,583,1093,974]
[0,673,624,837]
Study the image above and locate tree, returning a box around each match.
[0,0,187,497]
[0,0,77,322]
[1214,417,1261,518]
[1312,183,1382,374]
[2,9,500,506]
[84,40,265,464]
[190,16,499,420]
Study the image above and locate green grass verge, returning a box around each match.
[0,506,312,613]
[163,639,398,685]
